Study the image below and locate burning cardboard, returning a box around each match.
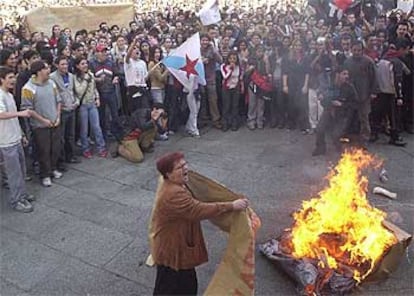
[260,149,412,295]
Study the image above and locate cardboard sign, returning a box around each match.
[24,4,134,34]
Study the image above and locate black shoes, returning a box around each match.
[66,157,81,164]
[142,143,155,153]
[144,147,155,153]
[370,132,407,147]
[213,121,223,129]
[405,127,414,134]
[57,165,68,172]
[369,134,379,143]
[222,124,229,132]
[389,138,407,147]
[13,200,34,213]
[25,194,36,202]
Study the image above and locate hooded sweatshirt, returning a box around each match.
[50,70,78,111]
[201,44,222,84]
[376,49,407,96]
[21,77,61,129]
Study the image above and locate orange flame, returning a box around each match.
[291,149,397,281]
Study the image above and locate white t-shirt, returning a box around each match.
[0,89,21,148]
[124,57,148,87]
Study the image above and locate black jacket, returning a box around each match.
[321,82,358,113]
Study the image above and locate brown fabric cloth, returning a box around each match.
[149,178,233,271]
[184,171,261,295]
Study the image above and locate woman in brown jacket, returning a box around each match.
[150,152,249,295]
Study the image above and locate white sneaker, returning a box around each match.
[42,177,52,187]
[187,131,200,138]
[52,170,63,179]
[155,133,169,141]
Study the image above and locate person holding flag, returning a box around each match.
[161,33,207,138]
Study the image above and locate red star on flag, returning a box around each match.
[179,55,199,79]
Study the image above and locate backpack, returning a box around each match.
[250,70,273,92]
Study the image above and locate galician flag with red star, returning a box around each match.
[161,33,206,91]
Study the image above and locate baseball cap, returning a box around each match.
[96,44,108,52]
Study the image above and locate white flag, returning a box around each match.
[198,0,221,26]
[161,33,206,91]
[397,0,413,13]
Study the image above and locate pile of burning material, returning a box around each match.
[260,149,412,295]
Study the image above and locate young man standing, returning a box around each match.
[0,67,35,213]
[68,42,86,73]
[89,44,124,141]
[371,39,409,147]
[124,36,149,114]
[200,34,223,129]
[21,60,63,187]
[14,50,41,176]
[50,56,80,164]
[344,41,378,148]
[15,50,40,110]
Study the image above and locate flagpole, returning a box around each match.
[148,60,163,73]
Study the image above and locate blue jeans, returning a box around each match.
[79,103,106,153]
[98,91,124,141]
[151,89,165,104]
[60,110,76,161]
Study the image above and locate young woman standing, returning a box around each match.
[220,51,243,131]
[73,58,108,159]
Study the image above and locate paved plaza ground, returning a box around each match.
[1,126,413,295]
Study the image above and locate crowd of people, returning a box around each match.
[0,2,413,213]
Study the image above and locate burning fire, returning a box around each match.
[290,149,397,282]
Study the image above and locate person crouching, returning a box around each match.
[312,67,358,156]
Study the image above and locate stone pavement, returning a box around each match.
[1,126,413,296]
